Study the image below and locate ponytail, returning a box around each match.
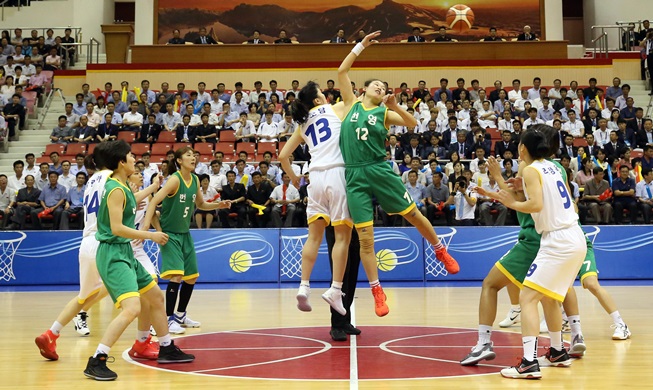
[292,81,320,124]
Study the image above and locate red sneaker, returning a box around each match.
[35,330,59,361]
[128,336,160,360]
[435,247,460,274]
[371,285,389,317]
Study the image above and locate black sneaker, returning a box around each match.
[537,347,572,367]
[500,357,542,379]
[157,340,195,364]
[460,342,496,366]
[342,324,361,335]
[329,328,347,342]
[83,354,117,381]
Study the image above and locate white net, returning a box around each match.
[584,226,601,245]
[143,240,161,276]
[280,234,307,279]
[425,228,457,278]
[0,232,27,282]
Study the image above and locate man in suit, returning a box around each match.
[330,29,347,43]
[246,30,266,44]
[407,27,425,42]
[517,25,538,41]
[293,141,311,163]
[403,135,424,158]
[274,30,292,44]
[627,108,646,133]
[617,119,637,148]
[175,115,195,143]
[582,108,601,135]
[559,134,578,158]
[637,118,653,148]
[603,131,626,159]
[482,27,504,42]
[385,134,405,161]
[194,27,217,44]
[194,114,218,144]
[451,130,473,159]
[494,130,518,158]
[434,26,452,42]
[138,114,161,144]
[584,133,599,157]
[218,170,247,228]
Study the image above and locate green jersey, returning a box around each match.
[95,176,136,244]
[160,171,198,233]
[515,159,567,229]
[340,101,388,167]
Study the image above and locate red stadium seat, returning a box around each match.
[87,143,97,155]
[158,131,176,143]
[150,155,166,163]
[219,130,236,143]
[130,143,151,156]
[236,142,256,156]
[117,131,136,143]
[278,141,287,153]
[257,142,277,157]
[36,156,51,164]
[64,143,87,156]
[173,142,192,150]
[151,143,172,156]
[44,143,65,156]
[214,143,235,157]
[194,142,214,156]
[573,138,587,147]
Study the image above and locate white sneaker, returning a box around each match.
[499,308,521,328]
[174,312,201,328]
[460,342,496,366]
[322,287,346,316]
[72,312,90,336]
[296,284,312,312]
[611,323,631,340]
[539,318,548,333]
[569,334,586,357]
[168,317,186,335]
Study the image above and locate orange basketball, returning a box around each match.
[446,4,475,32]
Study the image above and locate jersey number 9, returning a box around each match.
[556,180,571,209]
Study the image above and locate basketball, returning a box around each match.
[446,4,475,32]
[229,250,252,273]
[376,249,398,272]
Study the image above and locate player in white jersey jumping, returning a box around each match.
[35,154,161,361]
[279,80,354,316]
[489,127,587,379]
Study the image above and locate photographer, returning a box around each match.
[449,176,477,226]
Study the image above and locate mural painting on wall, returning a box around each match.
[157,0,542,44]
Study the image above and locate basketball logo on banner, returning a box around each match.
[374,230,420,272]
[193,231,274,274]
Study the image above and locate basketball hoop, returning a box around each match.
[280,234,308,279]
[425,228,457,278]
[0,231,27,282]
[584,225,601,245]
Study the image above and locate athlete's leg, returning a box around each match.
[97,296,141,348]
[331,224,352,284]
[519,287,544,359]
[562,287,586,356]
[583,275,617,314]
[507,283,520,305]
[402,208,459,273]
[479,267,512,326]
[81,286,109,311]
[300,219,327,282]
[356,225,388,317]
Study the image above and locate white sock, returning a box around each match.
[568,315,582,339]
[433,241,444,251]
[300,280,310,287]
[522,336,538,362]
[549,331,562,351]
[331,281,343,289]
[50,321,63,336]
[174,311,186,318]
[93,343,111,358]
[159,334,172,347]
[369,279,380,288]
[610,311,625,326]
[475,325,492,350]
[510,304,521,312]
[137,330,150,343]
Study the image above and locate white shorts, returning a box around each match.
[132,243,157,277]
[78,236,103,304]
[306,167,352,227]
[523,224,587,302]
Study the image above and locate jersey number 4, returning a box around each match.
[84,192,100,214]
[305,118,332,146]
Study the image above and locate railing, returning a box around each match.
[37,88,66,130]
[592,33,608,59]
[0,0,20,22]
[88,38,100,64]
[591,24,637,52]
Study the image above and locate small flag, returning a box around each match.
[121,86,128,103]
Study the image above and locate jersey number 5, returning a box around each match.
[305,118,332,146]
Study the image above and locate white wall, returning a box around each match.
[2,0,114,53]
[544,0,564,41]
[583,0,649,49]
[134,0,154,45]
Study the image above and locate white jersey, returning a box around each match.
[82,170,112,238]
[300,104,344,172]
[523,159,578,234]
[131,195,148,248]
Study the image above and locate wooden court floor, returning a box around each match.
[2,286,652,389]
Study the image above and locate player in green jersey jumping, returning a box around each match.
[142,146,231,335]
[337,31,459,317]
[83,140,194,381]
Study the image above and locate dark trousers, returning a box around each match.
[455,218,474,226]
[218,205,246,228]
[11,205,35,228]
[247,205,270,228]
[639,202,652,224]
[326,226,360,329]
[648,56,653,90]
[613,200,638,224]
[30,207,63,230]
[426,204,453,225]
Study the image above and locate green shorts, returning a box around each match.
[345,162,415,227]
[96,242,156,308]
[495,227,541,287]
[578,237,598,286]
[160,232,199,280]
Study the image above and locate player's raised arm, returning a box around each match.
[384,94,418,128]
[278,129,302,188]
[338,31,381,108]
